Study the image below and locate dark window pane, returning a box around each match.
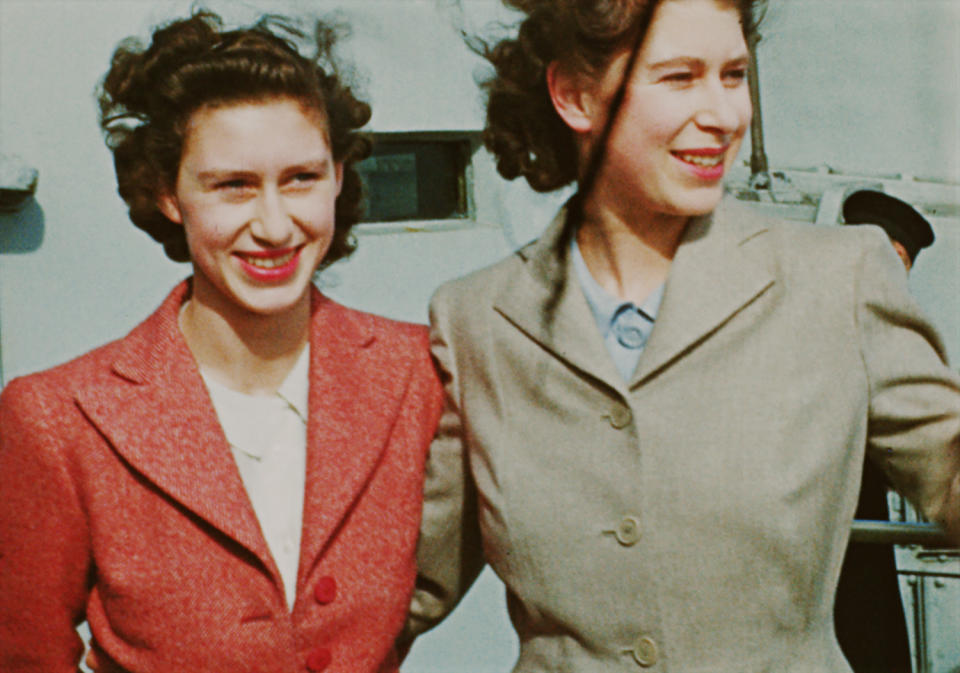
[357,139,469,222]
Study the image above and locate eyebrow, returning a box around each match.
[196,170,254,182]
[195,159,331,183]
[647,54,750,71]
[279,160,332,179]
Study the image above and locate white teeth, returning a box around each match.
[676,153,723,167]
[242,250,296,269]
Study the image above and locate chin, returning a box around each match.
[674,186,725,217]
[231,285,313,318]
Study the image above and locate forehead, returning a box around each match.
[642,0,748,60]
[589,0,747,97]
[183,98,329,142]
[183,97,330,143]
[178,98,333,168]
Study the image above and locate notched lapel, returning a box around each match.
[493,213,622,389]
[296,292,407,587]
[74,285,271,570]
[632,200,776,386]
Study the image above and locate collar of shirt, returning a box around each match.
[199,345,310,460]
[276,345,310,425]
[570,235,664,336]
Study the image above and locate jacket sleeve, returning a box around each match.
[399,288,487,649]
[0,377,91,672]
[855,231,960,543]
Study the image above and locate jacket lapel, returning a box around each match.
[296,290,396,588]
[74,282,273,571]
[632,199,775,386]
[493,210,624,390]
[494,199,776,390]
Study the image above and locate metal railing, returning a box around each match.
[850,519,959,672]
[850,519,954,548]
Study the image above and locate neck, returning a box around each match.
[179,282,310,396]
[576,193,688,304]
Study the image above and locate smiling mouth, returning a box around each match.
[237,248,299,269]
[673,150,725,168]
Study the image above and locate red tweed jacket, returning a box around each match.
[0,282,443,673]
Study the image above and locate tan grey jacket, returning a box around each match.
[406,198,960,672]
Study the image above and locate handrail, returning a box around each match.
[850,519,953,548]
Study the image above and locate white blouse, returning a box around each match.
[200,346,309,610]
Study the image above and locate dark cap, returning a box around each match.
[842,189,934,262]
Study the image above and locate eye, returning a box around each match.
[723,67,748,85]
[217,178,251,191]
[284,171,321,191]
[662,71,694,83]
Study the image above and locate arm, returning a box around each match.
[398,293,487,650]
[855,232,960,543]
[0,378,91,672]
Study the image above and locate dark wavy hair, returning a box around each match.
[98,10,371,266]
[477,0,766,193]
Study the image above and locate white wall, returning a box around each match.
[1,1,958,671]
[756,0,960,182]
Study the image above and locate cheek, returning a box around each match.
[180,204,238,250]
[298,188,339,231]
[629,95,687,141]
[734,90,753,129]
[892,242,912,270]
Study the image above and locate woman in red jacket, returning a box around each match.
[0,11,442,673]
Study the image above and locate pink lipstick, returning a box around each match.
[235,246,301,282]
[672,147,727,180]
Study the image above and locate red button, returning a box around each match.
[306,647,332,672]
[314,576,337,604]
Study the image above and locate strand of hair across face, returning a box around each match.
[563,1,659,240]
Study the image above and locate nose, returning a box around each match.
[250,186,293,246]
[694,80,748,136]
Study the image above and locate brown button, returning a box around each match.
[605,515,641,546]
[630,635,659,667]
[314,576,337,604]
[605,405,632,429]
[306,647,332,672]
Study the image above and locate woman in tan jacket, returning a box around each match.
[404,1,960,671]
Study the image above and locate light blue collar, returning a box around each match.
[570,236,663,334]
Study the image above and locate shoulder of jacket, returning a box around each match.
[4,337,125,396]
[318,300,433,367]
[749,212,886,271]
[0,342,129,436]
[432,250,525,306]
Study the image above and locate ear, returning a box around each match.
[546,60,599,134]
[157,189,183,225]
[334,162,344,198]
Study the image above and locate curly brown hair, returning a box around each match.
[98,10,371,266]
[477,0,765,193]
